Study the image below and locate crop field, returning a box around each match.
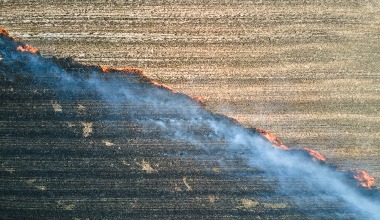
[1,0,380,218]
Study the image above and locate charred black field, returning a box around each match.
[1,28,380,219]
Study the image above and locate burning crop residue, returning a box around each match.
[0,28,9,36]
[1,28,379,218]
[0,28,39,54]
[100,65,204,104]
[256,128,290,150]
[256,128,327,162]
[16,44,39,54]
[299,147,327,162]
[100,65,147,78]
[350,168,376,189]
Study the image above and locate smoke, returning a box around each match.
[1,29,379,219]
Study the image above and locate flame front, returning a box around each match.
[255,128,328,162]
[100,65,145,76]
[101,65,171,89]
[350,168,376,189]
[1,27,38,54]
[188,95,205,103]
[17,44,39,54]
[100,65,204,104]
[256,128,290,150]
[299,148,327,162]
[0,28,10,36]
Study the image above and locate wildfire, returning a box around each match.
[151,81,177,92]
[2,28,376,192]
[297,148,327,162]
[100,65,204,104]
[100,65,153,84]
[1,28,38,54]
[350,168,376,189]
[100,65,111,73]
[16,44,39,54]
[256,128,290,150]
[0,27,18,41]
[188,95,205,103]
[0,28,10,36]
[255,128,328,162]
[100,65,145,76]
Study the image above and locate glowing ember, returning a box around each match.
[16,44,39,54]
[298,148,327,162]
[350,168,376,189]
[256,128,290,150]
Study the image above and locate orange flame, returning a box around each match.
[298,148,327,162]
[100,65,204,104]
[151,81,177,92]
[0,28,10,36]
[100,65,145,76]
[350,168,376,189]
[188,95,205,103]
[101,65,171,90]
[16,44,39,54]
[0,27,19,42]
[1,28,38,54]
[100,65,111,73]
[256,128,290,150]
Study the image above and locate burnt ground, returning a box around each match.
[0,62,365,220]
[0,55,300,219]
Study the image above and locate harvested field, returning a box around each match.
[1,0,380,219]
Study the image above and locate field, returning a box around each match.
[1,0,380,218]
